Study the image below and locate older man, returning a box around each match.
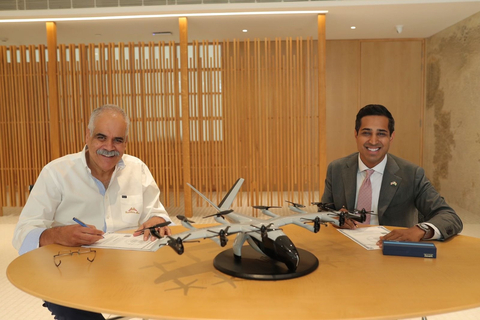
[13,104,171,319]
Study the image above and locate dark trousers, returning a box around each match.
[43,301,105,320]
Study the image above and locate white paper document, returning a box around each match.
[85,233,160,251]
[337,226,391,250]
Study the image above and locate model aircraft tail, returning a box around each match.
[187,178,244,211]
[217,178,244,210]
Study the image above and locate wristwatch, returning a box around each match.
[416,223,429,232]
[416,223,431,238]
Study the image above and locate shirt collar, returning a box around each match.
[357,153,387,174]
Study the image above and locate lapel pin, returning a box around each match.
[390,181,397,186]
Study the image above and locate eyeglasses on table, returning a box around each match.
[53,248,96,267]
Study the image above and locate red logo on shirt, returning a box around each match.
[125,207,139,214]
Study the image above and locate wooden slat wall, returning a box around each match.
[0,37,320,211]
[1,42,184,208]
[0,45,50,209]
[221,38,319,207]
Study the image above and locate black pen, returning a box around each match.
[73,217,88,227]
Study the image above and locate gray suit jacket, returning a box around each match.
[321,153,463,239]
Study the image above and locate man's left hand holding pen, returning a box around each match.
[38,217,105,248]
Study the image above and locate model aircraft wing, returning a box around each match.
[271,212,340,232]
[156,224,245,253]
[174,224,244,240]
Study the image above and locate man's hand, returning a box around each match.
[40,224,104,247]
[134,216,172,241]
[376,226,426,247]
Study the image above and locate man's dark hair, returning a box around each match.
[355,104,395,135]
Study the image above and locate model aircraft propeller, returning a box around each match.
[135,221,172,238]
[350,208,376,215]
[248,223,279,239]
[349,208,377,223]
[325,207,350,226]
[311,202,335,212]
[300,216,326,233]
[326,206,376,225]
[252,205,282,210]
[177,215,195,224]
[285,201,306,208]
[205,226,232,247]
[166,233,200,254]
[203,209,234,219]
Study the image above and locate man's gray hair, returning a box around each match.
[88,104,130,136]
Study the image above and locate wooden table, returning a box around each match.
[7,224,480,320]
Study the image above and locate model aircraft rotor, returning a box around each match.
[136,221,172,238]
[326,211,349,226]
[350,208,376,215]
[203,209,234,219]
[205,226,232,247]
[166,234,200,255]
[252,205,282,210]
[344,208,377,223]
[176,215,195,224]
[311,202,336,212]
[300,216,326,233]
[326,206,376,225]
[285,201,306,209]
[248,223,279,239]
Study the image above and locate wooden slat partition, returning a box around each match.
[0,45,49,209]
[1,35,323,212]
[217,37,320,208]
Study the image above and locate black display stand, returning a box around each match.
[213,246,318,280]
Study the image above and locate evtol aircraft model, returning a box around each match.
[154,178,370,272]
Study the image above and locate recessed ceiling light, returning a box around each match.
[351,26,356,30]
[242,29,248,33]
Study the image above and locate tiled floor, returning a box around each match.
[1,203,480,320]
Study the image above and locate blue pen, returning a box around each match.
[73,217,88,227]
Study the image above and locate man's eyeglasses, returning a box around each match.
[53,248,96,267]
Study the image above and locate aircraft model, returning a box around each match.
[153,178,371,272]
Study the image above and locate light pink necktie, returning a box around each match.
[357,169,374,224]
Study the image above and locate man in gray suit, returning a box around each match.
[321,104,462,244]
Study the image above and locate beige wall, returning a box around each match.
[326,39,424,166]
[425,11,480,213]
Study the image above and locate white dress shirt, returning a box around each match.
[13,147,172,254]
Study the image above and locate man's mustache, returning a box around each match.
[97,149,120,157]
